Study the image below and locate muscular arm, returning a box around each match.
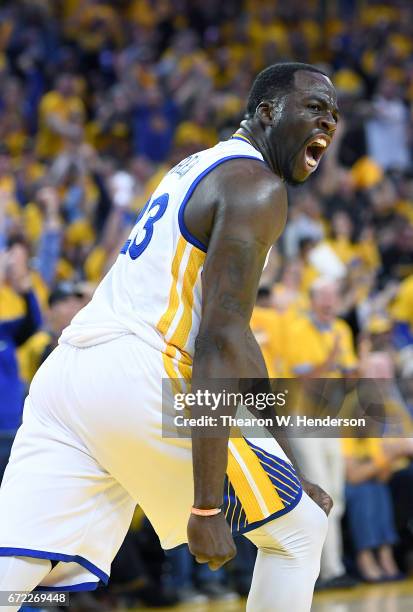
[190,159,287,511]
[187,164,332,568]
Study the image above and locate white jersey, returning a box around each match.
[0,139,305,593]
[61,136,265,369]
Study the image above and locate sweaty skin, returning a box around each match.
[184,70,337,570]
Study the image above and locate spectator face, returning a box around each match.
[266,70,338,185]
[113,88,130,114]
[378,77,399,100]
[48,296,83,334]
[369,178,397,213]
[56,74,76,97]
[281,261,302,288]
[310,281,340,323]
[146,87,162,109]
[336,168,355,198]
[5,242,30,288]
[300,191,321,218]
[332,211,352,239]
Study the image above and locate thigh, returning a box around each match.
[31,339,195,552]
[0,397,135,587]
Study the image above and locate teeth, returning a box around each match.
[313,137,327,148]
[305,151,317,167]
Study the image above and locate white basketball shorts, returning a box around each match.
[0,334,302,590]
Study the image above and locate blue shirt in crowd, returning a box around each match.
[0,290,42,432]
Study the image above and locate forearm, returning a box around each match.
[191,328,304,508]
[192,437,230,509]
[13,290,42,346]
[37,226,62,286]
[191,328,255,508]
[346,458,384,484]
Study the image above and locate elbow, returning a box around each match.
[194,326,246,361]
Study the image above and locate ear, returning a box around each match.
[255,101,273,125]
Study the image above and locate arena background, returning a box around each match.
[0,0,413,610]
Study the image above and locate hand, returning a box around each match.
[187,511,237,571]
[37,187,60,217]
[382,439,408,462]
[37,186,62,230]
[301,478,333,516]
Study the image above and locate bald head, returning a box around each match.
[310,278,340,323]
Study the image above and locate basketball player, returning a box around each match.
[0,63,338,611]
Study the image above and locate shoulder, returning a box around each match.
[215,157,286,205]
[212,157,288,241]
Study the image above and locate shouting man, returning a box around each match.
[0,63,338,611]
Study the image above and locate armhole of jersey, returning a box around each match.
[178,154,266,253]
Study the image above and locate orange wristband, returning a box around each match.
[191,506,222,516]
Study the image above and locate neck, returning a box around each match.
[237,119,283,179]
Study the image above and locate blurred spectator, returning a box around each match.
[133,86,179,163]
[287,278,358,590]
[343,436,407,582]
[365,78,411,171]
[36,73,85,160]
[0,239,41,478]
[391,274,413,349]
[250,288,282,378]
[19,281,86,384]
[283,189,325,258]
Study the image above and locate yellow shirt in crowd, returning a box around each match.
[36,91,85,159]
[250,306,282,378]
[342,437,409,478]
[391,274,413,332]
[284,314,357,378]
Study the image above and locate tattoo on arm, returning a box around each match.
[208,237,264,319]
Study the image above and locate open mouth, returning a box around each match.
[304,134,331,169]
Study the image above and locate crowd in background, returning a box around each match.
[0,0,413,609]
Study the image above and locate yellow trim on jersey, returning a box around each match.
[227,438,285,523]
[177,358,192,381]
[232,133,253,146]
[157,236,187,337]
[161,352,183,395]
[158,237,205,384]
[168,247,205,348]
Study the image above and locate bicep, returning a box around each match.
[200,183,285,334]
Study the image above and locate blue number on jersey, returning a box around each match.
[120,193,169,260]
